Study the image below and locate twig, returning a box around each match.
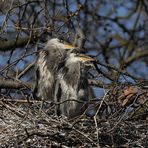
[0,101,25,118]
[93,90,109,148]
[95,60,140,80]
[17,62,35,79]
[0,99,47,104]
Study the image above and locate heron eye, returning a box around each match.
[59,39,64,43]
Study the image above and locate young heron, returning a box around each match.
[54,53,95,118]
[34,38,75,101]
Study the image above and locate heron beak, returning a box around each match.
[79,55,95,62]
[64,44,75,49]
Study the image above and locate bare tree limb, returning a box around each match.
[0,36,37,52]
[0,78,31,89]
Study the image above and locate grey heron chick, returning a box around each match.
[34,38,75,100]
[54,53,95,118]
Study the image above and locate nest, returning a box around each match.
[0,86,148,147]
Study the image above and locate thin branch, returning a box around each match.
[17,61,35,79]
[125,50,148,66]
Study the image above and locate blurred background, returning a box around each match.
[0,0,148,99]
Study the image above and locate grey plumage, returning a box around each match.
[54,53,95,118]
[34,38,75,100]
[33,38,95,118]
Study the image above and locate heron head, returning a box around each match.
[45,38,75,51]
[66,53,95,66]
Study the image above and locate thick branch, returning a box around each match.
[0,78,31,89]
[0,37,35,52]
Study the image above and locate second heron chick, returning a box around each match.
[54,53,95,118]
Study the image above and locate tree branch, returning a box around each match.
[125,50,148,66]
[0,78,31,89]
[0,36,36,52]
